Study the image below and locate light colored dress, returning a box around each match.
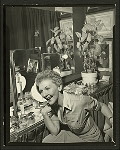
[42,91,104,143]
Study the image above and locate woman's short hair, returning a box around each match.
[35,70,62,87]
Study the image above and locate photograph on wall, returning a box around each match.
[97,44,109,68]
[97,40,113,72]
[60,18,73,40]
[86,10,115,38]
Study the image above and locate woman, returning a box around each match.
[32,70,113,143]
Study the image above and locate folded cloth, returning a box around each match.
[16,74,26,93]
[103,102,113,141]
[63,91,72,111]
[42,130,85,143]
[31,83,47,102]
[108,102,113,113]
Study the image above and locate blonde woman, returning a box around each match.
[32,70,113,143]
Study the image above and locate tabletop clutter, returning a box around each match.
[63,80,98,95]
[10,92,44,133]
[10,80,108,134]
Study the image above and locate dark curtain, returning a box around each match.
[5,7,60,52]
[73,7,87,74]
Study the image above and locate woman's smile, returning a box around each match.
[38,79,59,105]
[44,95,53,102]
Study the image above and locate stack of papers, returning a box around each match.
[99,75,110,82]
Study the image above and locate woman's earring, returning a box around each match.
[58,85,62,92]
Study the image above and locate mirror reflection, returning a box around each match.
[9,7,74,107]
[7,6,74,74]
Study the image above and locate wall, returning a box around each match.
[73,7,87,74]
[72,7,114,81]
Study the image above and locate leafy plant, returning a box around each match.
[46,26,74,71]
[75,18,104,73]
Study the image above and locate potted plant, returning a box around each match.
[75,19,104,85]
[46,26,74,72]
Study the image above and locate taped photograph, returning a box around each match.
[27,58,39,73]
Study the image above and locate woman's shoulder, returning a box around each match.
[63,90,81,99]
[63,90,89,103]
[63,91,89,110]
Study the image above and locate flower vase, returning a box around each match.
[63,59,68,71]
[81,71,98,85]
[60,59,72,77]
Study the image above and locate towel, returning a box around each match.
[31,83,47,102]
[16,74,26,94]
[63,91,72,111]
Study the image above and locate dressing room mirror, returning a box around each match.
[8,7,75,111]
[6,6,75,75]
[34,7,75,75]
[10,48,41,111]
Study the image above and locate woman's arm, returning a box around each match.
[84,96,113,126]
[41,105,60,136]
[99,102,113,125]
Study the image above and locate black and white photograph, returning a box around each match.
[1,2,120,150]
[27,58,39,73]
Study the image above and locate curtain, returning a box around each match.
[6,7,60,52]
[72,7,87,74]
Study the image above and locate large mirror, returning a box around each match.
[8,6,115,115]
[8,7,74,115]
[6,6,74,74]
[10,48,41,114]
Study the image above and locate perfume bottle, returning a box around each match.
[19,114,28,129]
[27,112,35,126]
[17,79,25,114]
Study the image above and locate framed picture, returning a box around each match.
[86,10,115,38]
[41,53,60,71]
[27,58,39,73]
[87,6,114,14]
[60,18,73,40]
[97,40,113,72]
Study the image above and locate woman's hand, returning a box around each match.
[40,105,60,135]
[41,105,52,116]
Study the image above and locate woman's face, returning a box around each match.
[38,79,60,105]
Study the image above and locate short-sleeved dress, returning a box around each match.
[42,91,104,143]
